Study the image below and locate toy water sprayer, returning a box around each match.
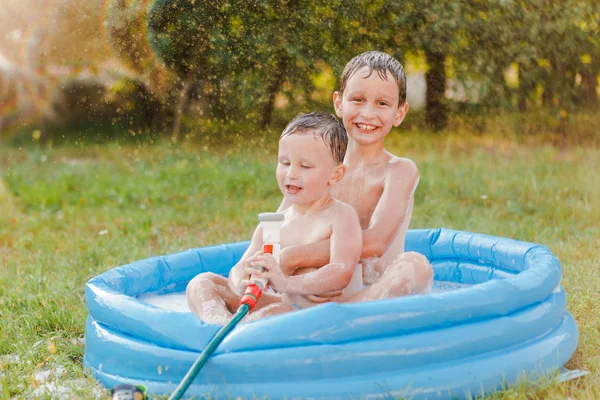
[240,212,285,309]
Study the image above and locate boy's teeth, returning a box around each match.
[357,123,376,131]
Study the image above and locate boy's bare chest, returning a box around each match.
[331,168,385,228]
[279,215,332,248]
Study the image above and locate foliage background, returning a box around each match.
[0,1,599,399]
[1,0,598,140]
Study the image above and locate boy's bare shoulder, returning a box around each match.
[330,198,360,221]
[385,154,419,177]
[331,197,357,211]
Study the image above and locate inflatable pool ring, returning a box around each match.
[84,228,579,399]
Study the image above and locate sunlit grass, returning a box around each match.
[0,118,598,398]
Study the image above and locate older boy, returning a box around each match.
[187,112,364,323]
[188,52,434,324]
[279,51,433,303]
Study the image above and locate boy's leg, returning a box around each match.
[342,252,433,303]
[243,303,297,323]
[186,273,238,325]
[186,272,282,324]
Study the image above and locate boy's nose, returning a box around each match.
[360,103,377,119]
[286,166,299,179]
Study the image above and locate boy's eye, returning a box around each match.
[379,101,388,106]
[352,98,363,103]
[301,164,311,169]
[280,160,290,166]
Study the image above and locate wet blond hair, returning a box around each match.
[338,51,407,105]
[281,112,347,165]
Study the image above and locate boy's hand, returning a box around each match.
[246,251,289,293]
[278,247,294,275]
[228,262,251,296]
[305,291,343,303]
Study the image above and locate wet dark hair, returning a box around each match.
[280,112,347,165]
[338,51,407,105]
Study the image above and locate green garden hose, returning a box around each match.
[168,303,250,400]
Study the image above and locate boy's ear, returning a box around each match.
[328,164,346,186]
[333,91,343,118]
[393,102,409,127]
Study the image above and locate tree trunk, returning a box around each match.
[260,53,289,128]
[517,63,530,112]
[425,49,447,131]
[543,54,562,107]
[171,74,194,142]
[578,67,598,106]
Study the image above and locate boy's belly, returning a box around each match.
[282,264,363,309]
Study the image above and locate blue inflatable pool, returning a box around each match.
[84,228,578,399]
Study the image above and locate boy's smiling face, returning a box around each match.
[333,66,408,147]
[276,131,342,206]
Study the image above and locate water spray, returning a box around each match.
[165,212,284,400]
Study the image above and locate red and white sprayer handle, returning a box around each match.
[240,212,284,310]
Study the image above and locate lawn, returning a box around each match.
[0,121,598,399]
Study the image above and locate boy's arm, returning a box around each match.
[361,158,419,258]
[279,239,330,274]
[290,206,362,294]
[252,205,362,295]
[228,224,263,296]
[281,159,419,269]
[276,196,330,274]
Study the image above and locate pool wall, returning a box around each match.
[84,228,579,399]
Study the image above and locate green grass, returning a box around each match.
[0,119,598,399]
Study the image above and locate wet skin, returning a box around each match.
[187,67,434,323]
[187,131,363,323]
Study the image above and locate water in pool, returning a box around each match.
[138,281,470,312]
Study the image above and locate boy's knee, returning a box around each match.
[186,272,240,317]
[407,252,433,293]
[389,252,433,294]
[186,272,226,297]
[195,272,226,285]
[396,251,427,264]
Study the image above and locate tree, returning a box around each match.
[146,0,357,130]
[147,0,225,139]
[104,0,177,129]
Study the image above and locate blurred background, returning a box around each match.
[1,0,598,143]
[1,2,599,398]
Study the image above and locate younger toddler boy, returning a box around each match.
[187,112,363,323]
